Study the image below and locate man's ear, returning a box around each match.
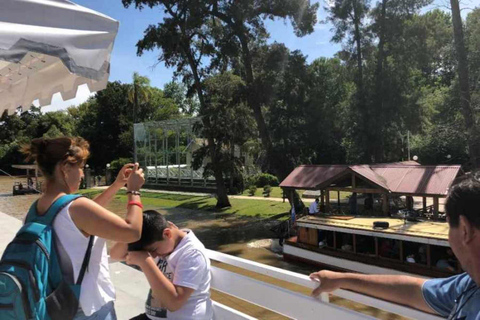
[459,215,475,245]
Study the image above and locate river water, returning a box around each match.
[0,176,403,319]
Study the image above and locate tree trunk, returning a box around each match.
[180,31,231,207]
[208,8,293,179]
[373,0,387,163]
[450,0,480,168]
[352,4,370,163]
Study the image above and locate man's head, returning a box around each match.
[128,210,177,258]
[445,173,480,272]
[315,197,319,203]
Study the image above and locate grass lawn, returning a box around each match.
[79,189,291,219]
[240,186,350,200]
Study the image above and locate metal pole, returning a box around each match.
[155,131,158,185]
[407,130,410,160]
[133,124,137,163]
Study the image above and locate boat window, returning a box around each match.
[318,230,334,249]
[356,235,375,256]
[403,241,427,265]
[378,238,400,260]
[431,245,458,272]
[336,232,354,252]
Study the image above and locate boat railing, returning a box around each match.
[206,249,443,320]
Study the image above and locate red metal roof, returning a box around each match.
[370,165,462,196]
[349,165,390,190]
[279,165,348,189]
[280,163,462,196]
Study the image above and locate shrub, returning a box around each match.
[256,173,279,187]
[263,185,272,197]
[246,173,279,188]
[248,185,257,196]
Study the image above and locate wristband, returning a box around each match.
[127,190,141,196]
[127,201,143,209]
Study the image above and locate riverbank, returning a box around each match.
[80,188,292,220]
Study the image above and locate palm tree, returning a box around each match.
[128,72,151,162]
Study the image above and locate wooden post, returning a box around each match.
[325,190,330,212]
[320,190,325,212]
[375,237,379,256]
[337,191,341,211]
[433,197,439,219]
[333,231,337,249]
[352,174,356,188]
[423,197,427,213]
[382,194,389,215]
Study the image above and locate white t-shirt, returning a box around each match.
[309,201,319,214]
[146,230,213,320]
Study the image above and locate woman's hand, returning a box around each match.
[126,251,151,267]
[127,163,145,191]
[113,163,134,188]
[309,270,343,296]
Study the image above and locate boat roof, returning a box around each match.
[11,164,37,170]
[296,215,449,247]
[280,162,462,197]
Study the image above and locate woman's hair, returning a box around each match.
[21,137,90,179]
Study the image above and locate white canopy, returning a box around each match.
[0,0,119,115]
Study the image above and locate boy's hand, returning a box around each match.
[126,251,151,267]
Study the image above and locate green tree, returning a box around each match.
[128,72,152,162]
[207,0,319,179]
[449,0,480,167]
[326,0,371,162]
[122,0,232,207]
[192,72,255,198]
[163,81,199,115]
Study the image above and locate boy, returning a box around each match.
[110,210,213,320]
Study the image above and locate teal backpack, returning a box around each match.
[0,194,94,320]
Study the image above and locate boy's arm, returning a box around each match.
[110,242,128,261]
[127,251,195,312]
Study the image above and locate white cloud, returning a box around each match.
[35,84,95,113]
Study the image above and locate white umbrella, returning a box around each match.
[0,0,119,115]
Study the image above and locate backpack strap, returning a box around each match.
[26,194,95,284]
[26,194,83,226]
[76,235,95,285]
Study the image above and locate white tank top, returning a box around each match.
[53,202,115,316]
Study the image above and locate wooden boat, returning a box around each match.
[284,214,459,278]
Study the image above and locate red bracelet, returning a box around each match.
[127,201,143,209]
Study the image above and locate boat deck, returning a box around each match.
[296,215,449,243]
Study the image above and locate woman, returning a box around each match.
[22,136,145,320]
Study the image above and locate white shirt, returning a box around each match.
[146,230,213,320]
[53,202,115,316]
[309,201,319,214]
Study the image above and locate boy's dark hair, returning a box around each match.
[445,172,480,229]
[128,210,169,251]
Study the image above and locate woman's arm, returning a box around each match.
[70,164,145,242]
[93,164,133,207]
[110,242,128,261]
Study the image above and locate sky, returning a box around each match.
[41,0,480,112]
